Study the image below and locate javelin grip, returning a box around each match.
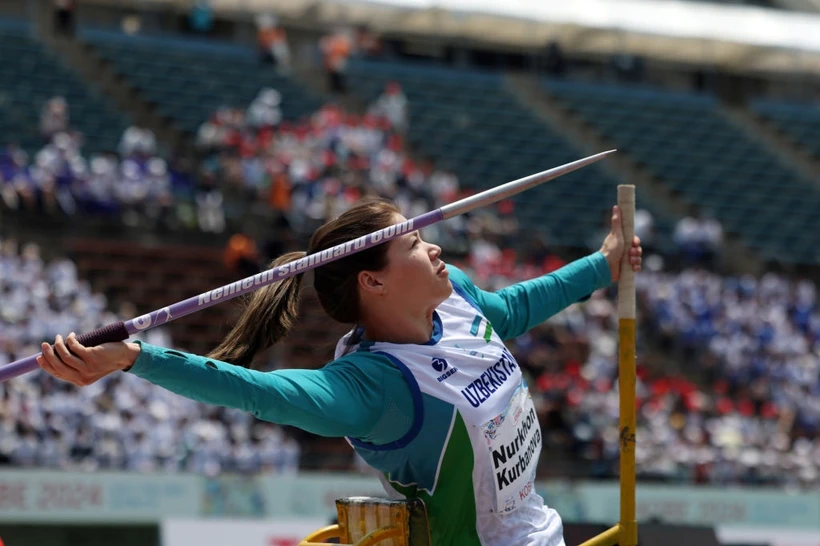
[76,321,129,347]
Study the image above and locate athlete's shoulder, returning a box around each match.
[324,350,409,400]
[327,348,403,377]
[328,350,393,367]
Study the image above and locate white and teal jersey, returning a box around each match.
[335,284,565,546]
[129,255,611,546]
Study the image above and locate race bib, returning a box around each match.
[479,382,541,514]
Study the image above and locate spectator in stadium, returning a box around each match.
[40,96,69,139]
[188,0,214,34]
[353,24,382,58]
[119,125,157,158]
[246,88,282,130]
[673,212,724,268]
[195,171,226,233]
[0,144,35,211]
[633,209,655,256]
[368,82,408,134]
[224,232,261,278]
[320,28,353,94]
[31,131,80,215]
[37,198,642,546]
[256,14,291,74]
[53,0,76,37]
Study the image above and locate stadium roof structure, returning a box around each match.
[82,0,820,76]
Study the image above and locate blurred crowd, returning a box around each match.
[194,81,467,253]
[1,96,201,230]
[489,267,820,489]
[5,220,815,487]
[0,237,299,475]
[1,61,818,489]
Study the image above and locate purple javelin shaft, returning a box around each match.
[0,150,615,382]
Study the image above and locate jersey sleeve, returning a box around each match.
[127,342,414,444]
[446,252,612,340]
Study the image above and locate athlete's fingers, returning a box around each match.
[54,334,86,372]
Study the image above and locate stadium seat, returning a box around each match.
[752,99,820,160]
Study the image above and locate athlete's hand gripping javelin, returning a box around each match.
[37,332,138,386]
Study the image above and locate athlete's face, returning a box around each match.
[379,213,453,310]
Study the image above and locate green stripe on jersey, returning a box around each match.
[483,321,493,343]
[387,412,481,546]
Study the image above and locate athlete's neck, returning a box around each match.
[360,306,436,345]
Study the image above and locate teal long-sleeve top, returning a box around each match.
[129,253,612,445]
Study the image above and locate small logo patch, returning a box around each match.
[431,357,448,372]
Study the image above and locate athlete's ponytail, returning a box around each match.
[209,197,402,369]
[208,251,306,368]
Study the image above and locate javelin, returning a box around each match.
[0,150,615,382]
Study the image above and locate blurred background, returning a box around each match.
[0,0,819,544]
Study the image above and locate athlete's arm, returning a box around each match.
[446,252,612,340]
[128,342,414,443]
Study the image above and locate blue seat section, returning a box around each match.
[752,99,820,160]
[545,79,820,265]
[346,58,676,251]
[0,20,128,155]
[79,28,322,134]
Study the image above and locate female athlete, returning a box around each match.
[38,198,642,546]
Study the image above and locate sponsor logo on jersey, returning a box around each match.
[431,357,448,372]
[504,496,516,512]
[432,357,458,382]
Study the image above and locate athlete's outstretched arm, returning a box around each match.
[447,252,612,340]
[127,342,414,442]
[447,205,642,339]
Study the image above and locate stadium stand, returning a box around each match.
[543,79,820,265]
[0,20,127,156]
[0,235,300,475]
[530,269,820,487]
[79,28,322,135]
[344,58,679,253]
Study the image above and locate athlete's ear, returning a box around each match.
[358,270,386,296]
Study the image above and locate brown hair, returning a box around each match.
[208,198,401,368]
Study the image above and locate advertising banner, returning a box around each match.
[0,470,201,523]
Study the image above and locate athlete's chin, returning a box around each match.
[440,279,453,299]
